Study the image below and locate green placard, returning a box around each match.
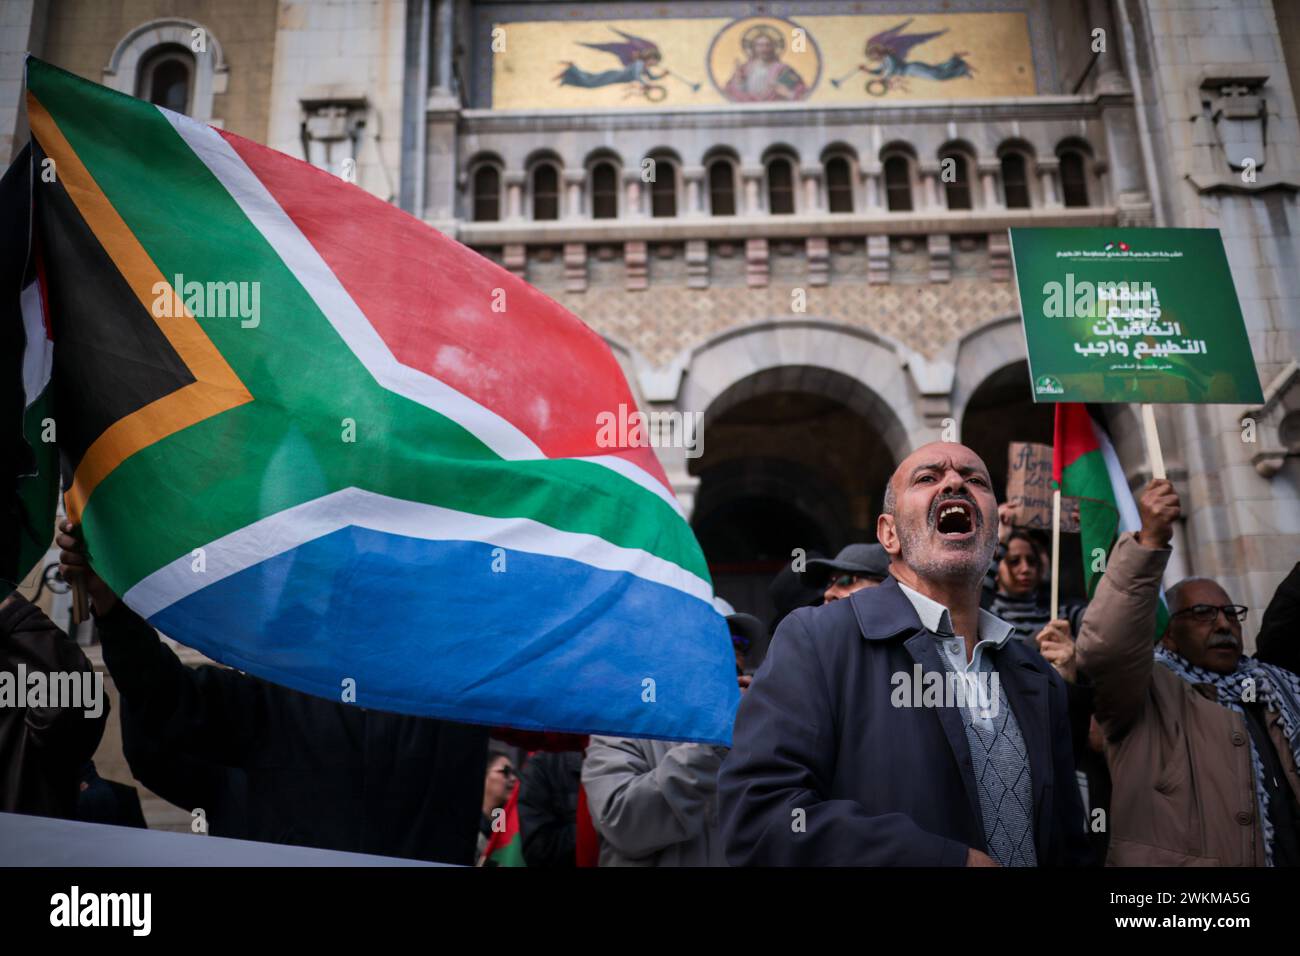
[1009,227,1264,404]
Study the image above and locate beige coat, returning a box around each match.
[1076,533,1300,866]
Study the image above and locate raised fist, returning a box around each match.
[1136,479,1180,550]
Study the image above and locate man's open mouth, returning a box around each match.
[934,500,975,538]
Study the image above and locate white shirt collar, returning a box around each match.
[896,581,1015,647]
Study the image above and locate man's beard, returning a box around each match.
[896,499,996,588]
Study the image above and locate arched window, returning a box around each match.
[825,156,854,213]
[1060,151,1089,207]
[883,155,912,212]
[590,162,618,219]
[941,152,972,210]
[767,157,795,214]
[1001,153,1031,208]
[136,45,194,114]
[532,163,560,220]
[472,165,500,222]
[650,161,677,218]
[708,159,736,216]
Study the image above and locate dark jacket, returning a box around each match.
[1256,562,1300,677]
[518,750,582,867]
[97,600,487,864]
[0,594,107,819]
[719,576,1090,866]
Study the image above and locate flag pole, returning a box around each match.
[70,578,88,625]
[1141,403,1167,480]
[1050,488,1062,621]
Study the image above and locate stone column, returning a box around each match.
[430,0,454,96]
[682,165,706,216]
[978,159,1002,209]
[564,169,584,219]
[1036,157,1062,207]
[800,162,823,213]
[505,171,525,220]
[1087,0,1129,95]
[741,165,764,214]
[920,162,941,209]
[623,169,644,217]
[1091,0,1152,224]
[423,0,460,224]
[861,162,882,211]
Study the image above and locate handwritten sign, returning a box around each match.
[1010,227,1263,404]
[1007,442,1079,533]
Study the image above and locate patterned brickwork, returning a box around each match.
[548,277,1018,367]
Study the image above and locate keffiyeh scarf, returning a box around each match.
[1154,647,1300,866]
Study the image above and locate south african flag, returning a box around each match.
[8,58,737,744]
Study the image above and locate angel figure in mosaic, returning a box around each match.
[831,19,974,97]
[555,28,700,102]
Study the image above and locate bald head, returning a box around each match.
[1166,577,1225,616]
[877,442,998,591]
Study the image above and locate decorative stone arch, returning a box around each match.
[599,333,649,412]
[103,18,228,125]
[820,141,859,213]
[583,149,622,219]
[879,140,919,212]
[936,138,980,211]
[678,320,919,466]
[1055,136,1103,208]
[949,315,1030,430]
[524,150,563,221]
[461,151,505,222]
[996,137,1039,207]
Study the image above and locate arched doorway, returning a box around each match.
[960,360,1085,602]
[960,360,1053,502]
[690,367,901,624]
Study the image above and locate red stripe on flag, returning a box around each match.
[34,239,53,339]
[1053,403,1100,484]
[218,130,670,487]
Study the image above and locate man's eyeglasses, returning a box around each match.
[1169,604,1249,624]
[829,574,863,588]
[493,766,517,780]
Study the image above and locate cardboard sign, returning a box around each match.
[1007,442,1079,533]
[1010,227,1264,404]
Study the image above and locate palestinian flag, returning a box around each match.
[1052,403,1168,630]
[481,781,525,867]
[14,58,737,743]
[1,143,57,597]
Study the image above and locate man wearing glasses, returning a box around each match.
[1077,479,1300,866]
[801,544,891,604]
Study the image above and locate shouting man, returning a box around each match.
[718,442,1089,866]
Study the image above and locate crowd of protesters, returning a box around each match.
[2,439,1298,867]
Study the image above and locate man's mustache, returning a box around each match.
[1207,631,1240,650]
